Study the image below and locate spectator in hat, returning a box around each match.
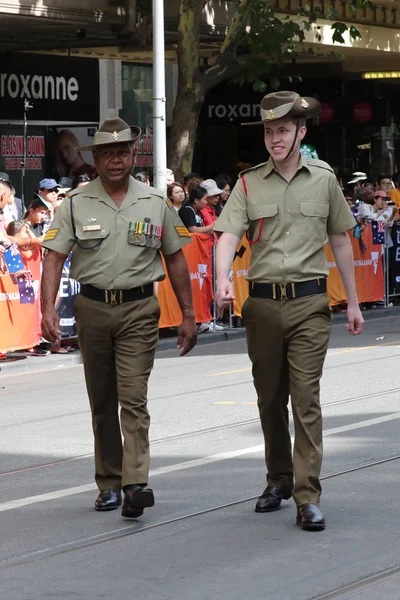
[55,129,97,180]
[347,172,367,196]
[38,178,61,209]
[200,179,223,226]
[24,197,52,237]
[357,190,396,222]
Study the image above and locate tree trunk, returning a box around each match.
[167,0,203,183]
[168,77,204,184]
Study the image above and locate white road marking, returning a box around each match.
[1,412,399,514]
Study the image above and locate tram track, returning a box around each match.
[1,384,400,479]
[310,562,400,599]
[1,452,400,571]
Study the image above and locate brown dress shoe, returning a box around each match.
[121,485,155,519]
[296,503,326,531]
[255,485,293,512]
[94,489,122,511]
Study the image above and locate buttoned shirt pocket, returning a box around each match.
[246,203,278,242]
[299,201,329,240]
[75,228,109,250]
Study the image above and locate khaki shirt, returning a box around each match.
[214,157,356,283]
[42,176,191,289]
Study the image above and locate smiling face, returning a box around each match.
[93,142,134,185]
[263,117,306,163]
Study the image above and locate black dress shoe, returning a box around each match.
[121,485,155,519]
[255,485,293,513]
[296,503,326,531]
[94,489,122,511]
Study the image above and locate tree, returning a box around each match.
[167,0,372,181]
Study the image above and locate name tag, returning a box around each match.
[82,225,101,232]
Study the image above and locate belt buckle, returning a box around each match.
[105,290,122,307]
[279,283,287,300]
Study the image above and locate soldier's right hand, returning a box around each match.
[41,309,61,344]
[216,276,235,308]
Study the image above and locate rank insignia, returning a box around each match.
[112,131,119,141]
[44,228,59,241]
[175,226,191,238]
[300,98,309,109]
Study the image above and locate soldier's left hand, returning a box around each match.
[177,316,198,356]
[346,304,364,335]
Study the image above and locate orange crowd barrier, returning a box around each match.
[0,249,42,353]
[156,233,214,328]
[232,225,384,316]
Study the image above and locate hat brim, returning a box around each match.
[76,126,142,151]
[242,96,320,126]
[348,177,367,184]
[33,193,53,211]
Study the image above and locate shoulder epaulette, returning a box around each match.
[306,158,334,173]
[238,162,269,177]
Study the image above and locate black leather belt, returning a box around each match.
[80,283,153,306]
[249,278,327,300]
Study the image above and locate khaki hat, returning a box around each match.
[77,117,141,151]
[243,91,320,126]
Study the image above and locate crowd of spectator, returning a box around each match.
[162,169,234,333]
[0,172,90,359]
[343,171,400,235]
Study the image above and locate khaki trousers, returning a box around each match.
[74,294,160,490]
[242,293,331,506]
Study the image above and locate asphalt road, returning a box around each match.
[1,314,400,599]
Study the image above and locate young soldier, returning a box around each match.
[215,91,364,531]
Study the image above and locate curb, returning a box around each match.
[0,328,247,376]
[1,307,399,376]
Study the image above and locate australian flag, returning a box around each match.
[371,220,385,245]
[17,271,35,304]
[3,243,25,273]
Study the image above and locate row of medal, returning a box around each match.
[128,221,163,249]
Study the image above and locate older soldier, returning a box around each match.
[41,118,197,519]
[215,92,364,531]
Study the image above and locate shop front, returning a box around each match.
[195,70,400,182]
[0,53,100,202]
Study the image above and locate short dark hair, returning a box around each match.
[215,174,233,191]
[72,174,90,189]
[377,174,392,184]
[184,172,201,185]
[189,185,207,203]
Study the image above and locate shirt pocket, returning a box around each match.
[299,201,329,240]
[75,228,109,250]
[246,203,278,243]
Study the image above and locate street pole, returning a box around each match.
[152,0,167,194]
